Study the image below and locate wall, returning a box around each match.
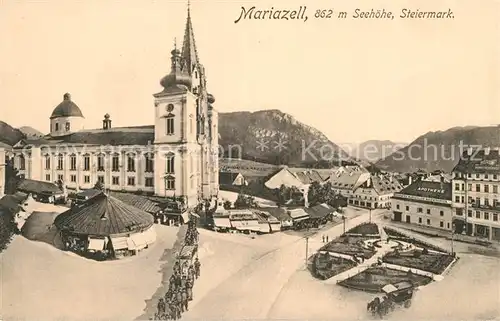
[50,116,85,137]
[0,148,5,197]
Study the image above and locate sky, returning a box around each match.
[0,0,498,144]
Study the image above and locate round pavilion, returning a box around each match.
[54,192,156,260]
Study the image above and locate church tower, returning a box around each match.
[153,2,219,205]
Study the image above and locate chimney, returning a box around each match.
[103,114,112,130]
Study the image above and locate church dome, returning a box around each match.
[160,47,192,90]
[50,93,84,119]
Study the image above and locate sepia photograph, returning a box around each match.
[0,0,499,320]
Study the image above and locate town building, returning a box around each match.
[7,4,219,207]
[451,148,500,241]
[329,166,371,198]
[264,167,326,190]
[350,174,403,209]
[219,172,247,187]
[391,178,453,231]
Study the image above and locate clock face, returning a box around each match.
[166,104,174,112]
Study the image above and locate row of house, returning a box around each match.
[390,148,500,242]
[264,165,403,209]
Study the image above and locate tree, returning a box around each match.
[4,158,20,195]
[307,181,322,207]
[234,193,257,209]
[93,181,104,190]
[277,184,289,207]
[223,200,232,209]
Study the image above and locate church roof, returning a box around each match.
[50,93,84,119]
[54,192,154,237]
[181,4,199,74]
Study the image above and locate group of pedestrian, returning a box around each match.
[155,219,201,320]
[184,219,199,246]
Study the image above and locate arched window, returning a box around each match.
[57,154,64,170]
[165,175,175,190]
[166,115,175,135]
[166,153,175,174]
[97,153,105,172]
[44,154,51,170]
[83,153,91,171]
[19,154,26,170]
[55,123,59,131]
[70,154,77,171]
[112,153,120,172]
[144,153,154,173]
[127,153,136,172]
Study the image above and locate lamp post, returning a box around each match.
[342,215,346,235]
[305,236,309,268]
[369,208,372,223]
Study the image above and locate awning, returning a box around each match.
[382,284,398,294]
[270,222,281,232]
[142,227,157,245]
[88,238,105,251]
[127,232,148,250]
[214,217,231,228]
[111,236,128,250]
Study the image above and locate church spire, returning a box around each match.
[181,0,199,75]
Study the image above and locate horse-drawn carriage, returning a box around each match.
[367,280,416,318]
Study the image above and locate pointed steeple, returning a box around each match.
[181,0,199,75]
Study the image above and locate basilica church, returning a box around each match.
[8,5,219,206]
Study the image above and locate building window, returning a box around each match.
[461,183,464,190]
[494,185,498,194]
[145,153,154,173]
[70,175,76,182]
[58,174,63,182]
[485,185,490,193]
[426,209,431,214]
[70,154,77,171]
[461,196,465,203]
[485,174,489,179]
[127,177,135,186]
[417,207,423,213]
[485,198,490,206]
[476,174,480,179]
[493,213,498,222]
[476,197,481,206]
[19,155,26,170]
[46,174,51,181]
[83,154,90,171]
[418,217,422,224]
[127,154,136,172]
[427,219,430,225]
[57,154,64,170]
[166,116,175,135]
[55,123,59,131]
[468,173,471,178]
[440,210,444,216]
[476,211,481,219]
[145,177,154,187]
[468,184,472,191]
[65,122,70,131]
[447,222,450,229]
[494,174,498,180]
[45,155,51,170]
[476,184,480,192]
[467,210,472,217]
[484,212,489,220]
[166,177,175,190]
[97,155,105,171]
[112,176,119,185]
[440,221,444,228]
[84,175,90,183]
[454,183,459,191]
[97,176,104,184]
[406,206,409,211]
[112,154,120,172]
[166,154,175,174]
[396,204,400,210]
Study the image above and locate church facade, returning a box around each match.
[8,6,219,207]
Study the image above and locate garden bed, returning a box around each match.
[321,235,377,259]
[345,222,379,235]
[383,227,447,253]
[338,267,432,293]
[382,249,455,274]
[310,252,357,280]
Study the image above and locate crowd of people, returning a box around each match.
[154,217,201,320]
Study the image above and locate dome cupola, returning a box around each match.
[160,42,192,90]
[50,93,84,119]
